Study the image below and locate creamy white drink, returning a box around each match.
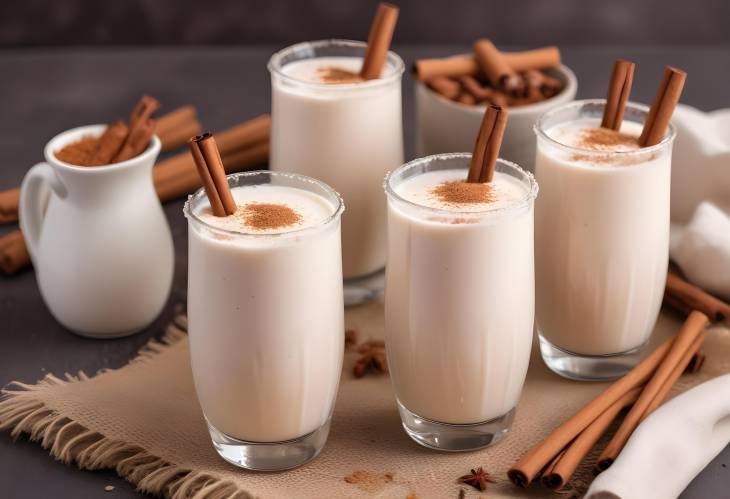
[185,171,344,470]
[269,40,404,294]
[534,100,675,380]
[384,154,537,451]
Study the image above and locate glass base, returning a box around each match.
[397,401,515,452]
[207,419,330,471]
[538,333,647,381]
[344,267,385,306]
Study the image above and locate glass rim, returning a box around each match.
[384,152,538,217]
[533,98,677,157]
[184,170,345,238]
[267,39,405,90]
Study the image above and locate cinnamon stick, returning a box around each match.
[639,66,687,147]
[508,337,675,487]
[413,46,560,81]
[426,76,461,100]
[459,75,494,102]
[0,230,30,274]
[601,59,635,131]
[90,121,129,164]
[157,105,197,137]
[665,271,730,322]
[128,95,160,131]
[114,119,156,162]
[0,188,20,224]
[157,118,203,152]
[360,3,399,80]
[190,133,237,216]
[473,39,523,95]
[595,310,709,470]
[642,331,705,416]
[542,387,642,490]
[467,105,508,183]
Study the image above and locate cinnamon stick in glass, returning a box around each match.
[360,3,399,80]
[639,66,687,147]
[507,336,675,487]
[595,310,709,470]
[190,133,237,217]
[601,59,635,131]
[467,105,508,183]
[665,271,730,322]
[542,387,642,490]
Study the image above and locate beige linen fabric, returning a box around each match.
[1,300,729,499]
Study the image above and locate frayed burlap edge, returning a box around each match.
[0,316,251,499]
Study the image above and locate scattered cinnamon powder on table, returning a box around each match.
[431,181,496,205]
[55,136,102,166]
[238,202,302,231]
[317,67,365,84]
[343,470,394,493]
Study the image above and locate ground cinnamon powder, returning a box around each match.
[317,67,364,84]
[576,127,639,151]
[55,136,102,166]
[431,181,496,205]
[238,203,302,230]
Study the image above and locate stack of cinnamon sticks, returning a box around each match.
[0,113,270,275]
[414,41,563,107]
[508,296,717,491]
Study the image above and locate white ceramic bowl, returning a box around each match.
[415,63,578,171]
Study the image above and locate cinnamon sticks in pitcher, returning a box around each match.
[0,114,270,274]
[467,105,508,183]
[360,3,399,80]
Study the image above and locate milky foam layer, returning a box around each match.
[394,169,527,212]
[196,184,335,235]
[281,56,394,83]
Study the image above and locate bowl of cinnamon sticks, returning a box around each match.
[414,40,577,171]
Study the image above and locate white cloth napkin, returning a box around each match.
[670,202,730,299]
[585,374,730,499]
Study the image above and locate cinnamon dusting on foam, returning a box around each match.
[575,127,640,151]
[237,203,302,231]
[568,127,650,166]
[317,67,365,84]
[431,181,497,206]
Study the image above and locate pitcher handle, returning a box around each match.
[19,162,67,262]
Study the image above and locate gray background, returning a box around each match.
[1,0,729,46]
[0,1,729,498]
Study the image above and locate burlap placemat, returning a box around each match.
[2,300,729,499]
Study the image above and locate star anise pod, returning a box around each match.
[457,467,496,491]
[353,340,388,378]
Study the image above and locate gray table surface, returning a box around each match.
[0,45,728,498]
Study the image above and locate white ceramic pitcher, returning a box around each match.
[20,124,174,338]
